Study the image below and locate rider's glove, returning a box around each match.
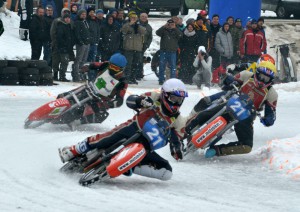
[170,141,184,161]
[140,96,153,108]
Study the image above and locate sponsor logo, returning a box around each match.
[49,106,67,116]
[110,79,115,86]
[118,148,145,171]
[48,99,69,108]
[196,120,223,144]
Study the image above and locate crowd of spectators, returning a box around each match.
[1,2,268,87]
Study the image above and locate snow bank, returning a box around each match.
[256,135,300,180]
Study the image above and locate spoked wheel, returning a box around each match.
[24,118,47,129]
[79,164,109,186]
[60,157,87,174]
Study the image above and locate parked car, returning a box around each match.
[261,0,300,18]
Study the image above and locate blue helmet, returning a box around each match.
[109,53,127,68]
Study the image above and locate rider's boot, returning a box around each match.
[59,139,90,163]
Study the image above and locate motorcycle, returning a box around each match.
[184,85,255,156]
[59,107,171,186]
[24,81,109,130]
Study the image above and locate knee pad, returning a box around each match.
[133,165,173,181]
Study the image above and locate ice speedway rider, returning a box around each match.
[59,78,188,181]
[57,53,128,125]
[185,54,278,158]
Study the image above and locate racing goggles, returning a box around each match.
[257,72,271,83]
[168,94,184,104]
[109,63,124,73]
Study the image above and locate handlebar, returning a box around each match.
[270,43,296,48]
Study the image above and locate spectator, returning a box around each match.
[156,19,183,85]
[192,46,212,88]
[226,16,235,32]
[109,8,118,19]
[42,0,63,18]
[98,15,121,61]
[73,9,91,82]
[96,9,105,25]
[209,14,221,70]
[178,23,199,84]
[176,16,185,31]
[231,18,244,63]
[43,5,54,66]
[0,18,4,36]
[137,12,153,80]
[194,16,209,49]
[257,17,267,53]
[50,8,71,80]
[197,10,210,30]
[54,13,73,81]
[245,17,252,30]
[121,12,146,84]
[29,7,47,60]
[240,19,267,62]
[215,22,233,65]
[86,7,100,62]
[186,18,195,25]
[70,3,78,21]
[115,9,125,29]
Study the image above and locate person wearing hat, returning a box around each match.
[257,17,267,53]
[192,46,212,88]
[73,9,91,81]
[209,14,222,70]
[231,18,244,63]
[194,16,209,51]
[53,13,73,81]
[121,11,146,84]
[245,16,252,30]
[156,19,183,85]
[240,19,267,62]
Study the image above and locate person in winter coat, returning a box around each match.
[257,17,267,54]
[231,18,244,63]
[156,19,182,85]
[29,7,47,60]
[43,5,54,66]
[52,13,73,81]
[51,8,72,80]
[136,12,153,80]
[240,19,267,63]
[73,9,91,82]
[186,55,278,158]
[86,7,100,62]
[59,78,189,181]
[215,22,234,65]
[192,46,212,88]
[178,23,199,84]
[209,14,221,70]
[194,16,209,49]
[98,15,121,62]
[70,3,78,21]
[121,12,146,84]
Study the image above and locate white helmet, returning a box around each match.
[161,79,188,115]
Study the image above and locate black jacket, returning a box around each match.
[87,17,100,45]
[29,14,47,41]
[99,21,121,53]
[74,18,91,45]
[56,20,73,54]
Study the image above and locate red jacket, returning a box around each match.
[240,29,266,56]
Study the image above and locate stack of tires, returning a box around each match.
[0,60,53,86]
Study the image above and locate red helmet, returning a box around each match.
[199,10,208,17]
[257,54,275,65]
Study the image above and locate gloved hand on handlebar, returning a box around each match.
[222,75,241,91]
[260,117,273,127]
[170,141,184,161]
[140,96,154,108]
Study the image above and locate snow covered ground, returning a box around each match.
[0,9,300,212]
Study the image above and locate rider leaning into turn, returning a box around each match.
[59,78,188,181]
[57,53,128,124]
[185,54,278,158]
